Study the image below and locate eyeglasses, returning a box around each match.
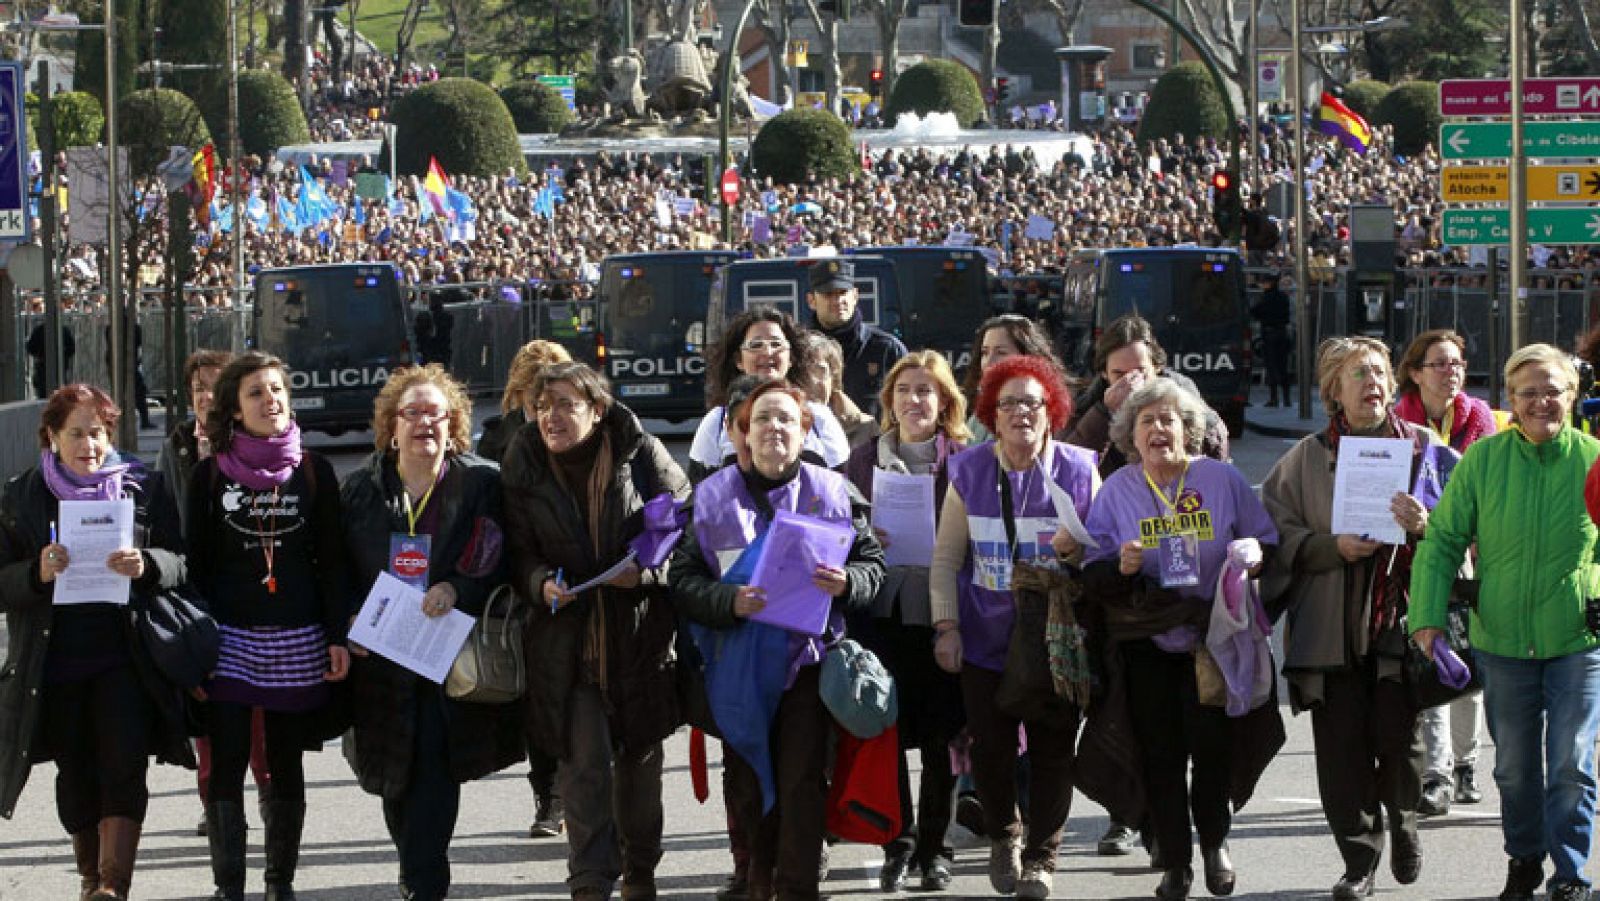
[1423,360,1467,372]
[996,397,1046,414]
[741,338,789,354]
[535,398,590,417]
[1344,364,1388,381]
[398,406,450,424]
[1512,387,1569,404]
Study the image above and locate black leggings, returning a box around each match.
[207,701,314,808]
[43,665,153,834]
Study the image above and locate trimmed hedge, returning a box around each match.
[882,59,985,128]
[1138,62,1228,144]
[117,88,213,174]
[387,77,524,177]
[751,107,856,184]
[199,70,310,160]
[1373,80,1439,156]
[1340,79,1391,122]
[52,91,106,148]
[498,80,574,134]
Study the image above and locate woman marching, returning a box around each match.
[0,384,193,901]
[341,364,523,901]
[187,352,351,901]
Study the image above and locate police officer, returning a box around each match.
[807,258,906,416]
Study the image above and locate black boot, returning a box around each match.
[206,800,246,901]
[71,828,100,901]
[263,798,306,901]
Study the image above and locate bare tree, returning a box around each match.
[1558,0,1600,71]
[750,0,795,105]
[1022,0,1087,47]
[857,0,910,101]
[798,0,841,114]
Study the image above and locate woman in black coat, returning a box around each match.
[502,360,690,901]
[0,383,193,901]
[342,364,523,901]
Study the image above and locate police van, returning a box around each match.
[846,245,1005,376]
[1058,246,1253,435]
[596,250,740,422]
[251,262,411,435]
[706,255,900,340]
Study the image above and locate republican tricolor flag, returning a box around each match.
[1316,92,1372,155]
[422,156,450,218]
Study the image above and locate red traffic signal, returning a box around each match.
[1211,170,1233,192]
[869,69,883,84]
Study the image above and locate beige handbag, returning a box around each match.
[445,586,526,703]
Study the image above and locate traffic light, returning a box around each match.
[1211,169,1242,239]
[995,77,1010,106]
[869,68,884,97]
[958,0,994,27]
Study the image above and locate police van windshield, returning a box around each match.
[603,256,730,379]
[1102,254,1242,324]
[255,266,406,382]
[899,257,990,351]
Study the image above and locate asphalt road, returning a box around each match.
[0,408,1544,900]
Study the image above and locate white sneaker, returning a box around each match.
[1017,863,1052,900]
[988,838,1022,894]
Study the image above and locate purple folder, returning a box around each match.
[748,509,855,637]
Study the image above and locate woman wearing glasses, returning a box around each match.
[929,354,1100,901]
[340,364,522,901]
[1394,330,1496,819]
[689,309,850,483]
[502,360,690,901]
[1261,337,1454,900]
[1412,345,1600,901]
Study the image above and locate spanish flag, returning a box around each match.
[422,156,450,217]
[1317,92,1372,155]
[189,143,216,227]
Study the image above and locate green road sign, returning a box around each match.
[1443,207,1600,244]
[1440,121,1600,160]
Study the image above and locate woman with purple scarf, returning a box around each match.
[185,352,350,901]
[0,383,193,901]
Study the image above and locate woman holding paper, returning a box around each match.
[843,350,969,892]
[0,383,192,901]
[340,364,522,901]
[186,351,350,901]
[1080,379,1280,900]
[1394,329,1495,818]
[929,354,1099,901]
[1260,336,1451,901]
[1414,345,1600,901]
[672,379,886,901]
[501,360,689,901]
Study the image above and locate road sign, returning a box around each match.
[1441,78,1600,117]
[0,62,27,240]
[1440,121,1600,160]
[1442,207,1600,245]
[1441,164,1600,203]
[536,73,577,113]
[1258,57,1283,103]
[720,168,740,206]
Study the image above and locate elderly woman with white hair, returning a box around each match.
[1412,344,1600,901]
[1261,336,1456,901]
[1082,378,1279,901]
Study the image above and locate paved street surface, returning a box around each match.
[0,387,1558,899]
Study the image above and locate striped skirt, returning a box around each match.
[208,623,331,713]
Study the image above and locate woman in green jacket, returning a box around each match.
[1411,343,1600,901]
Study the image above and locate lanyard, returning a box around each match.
[252,488,279,594]
[995,456,1037,561]
[402,476,439,537]
[1431,403,1456,445]
[1143,459,1190,526]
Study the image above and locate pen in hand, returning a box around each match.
[552,568,563,613]
[49,521,57,544]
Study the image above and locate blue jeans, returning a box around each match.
[1476,647,1600,887]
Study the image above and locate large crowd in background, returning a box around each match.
[37,72,1572,311]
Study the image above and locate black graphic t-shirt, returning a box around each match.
[186,453,349,639]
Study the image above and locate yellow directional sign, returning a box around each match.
[1443,165,1600,203]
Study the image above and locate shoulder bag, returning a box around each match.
[133,585,220,690]
[446,585,527,704]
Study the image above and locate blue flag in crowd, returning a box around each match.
[214,201,233,234]
[275,194,300,233]
[297,166,338,223]
[351,198,366,226]
[246,193,270,230]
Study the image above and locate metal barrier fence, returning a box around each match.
[14,270,1599,406]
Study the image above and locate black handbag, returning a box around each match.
[133,586,220,690]
[995,567,1069,721]
[1403,602,1481,711]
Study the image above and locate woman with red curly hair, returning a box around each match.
[929,354,1100,901]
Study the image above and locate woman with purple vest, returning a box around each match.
[843,351,970,893]
[672,379,886,901]
[929,354,1100,901]
[1081,379,1280,900]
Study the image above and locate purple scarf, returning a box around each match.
[40,450,130,501]
[217,420,304,490]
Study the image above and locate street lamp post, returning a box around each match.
[106,0,132,449]
[228,0,245,312]
[1509,0,1528,350]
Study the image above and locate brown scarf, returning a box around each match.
[1325,410,1423,643]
